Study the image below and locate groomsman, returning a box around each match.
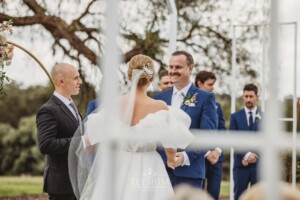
[158,70,173,91]
[195,71,225,200]
[230,83,260,200]
[86,99,98,116]
[36,63,82,200]
[154,50,217,188]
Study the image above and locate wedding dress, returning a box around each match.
[69,71,194,200]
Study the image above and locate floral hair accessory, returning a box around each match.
[131,63,153,79]
[183,93,197,107]
[142,63,153,78]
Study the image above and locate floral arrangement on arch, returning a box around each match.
[0,19,14,96]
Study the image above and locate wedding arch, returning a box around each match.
[7,41,54,89]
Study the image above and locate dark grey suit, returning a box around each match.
[36,95,80,198]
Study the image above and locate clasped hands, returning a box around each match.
[206,150,221,165]
[242,153,258,167]
[167,152,184,169]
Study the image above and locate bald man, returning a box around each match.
[36,63,82,200]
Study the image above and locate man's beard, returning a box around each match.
[246,102,254,109]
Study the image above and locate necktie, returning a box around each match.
[173,91,183,108]
[69,102,81,123]
[249,111,253,128]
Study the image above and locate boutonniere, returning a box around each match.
[255,113,262,120]
[215,104,218,110]
[183,93,198,107]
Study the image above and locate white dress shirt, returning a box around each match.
[53,91,78,119]
[171,82,192,108]
[243,106,258,160]
[171,82,192,166]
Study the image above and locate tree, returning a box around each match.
[0,83,52,127]
[0,115,44,175]
[0,0,268,108]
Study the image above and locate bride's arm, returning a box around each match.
[81,134,96,153]
[165,148,177,169]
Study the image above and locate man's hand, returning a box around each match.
[167,157,178,169]
[167,152,184,169]
[242,153,258,167]
[206,150,220,165]
[247,153,258,164]
[172,152,185,168]
[242,159,249,167]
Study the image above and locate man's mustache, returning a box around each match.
[170,73,181,76]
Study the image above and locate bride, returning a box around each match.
[69,54,194,200]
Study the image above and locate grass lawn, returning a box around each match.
[220,181,230,197]
[0,176,230,197]
[0,176,43,197]
[1,176,298,198]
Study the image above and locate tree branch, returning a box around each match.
[75,0,97,21]
[0,13,98,64]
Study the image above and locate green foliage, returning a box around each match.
[0,83,52,127]
[0,67,12,97]
[0,116,44,175]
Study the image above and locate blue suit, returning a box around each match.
[204,102,226,200]
[229,108,260,200]
[85,99,99,164]
[154,84,217,188]
[86,99,98,116]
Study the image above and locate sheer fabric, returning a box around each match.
[69,71,193,200]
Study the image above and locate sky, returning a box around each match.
[3,0,300,98]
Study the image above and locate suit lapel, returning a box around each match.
[181,84,196,111]
[253,109,261,131]
[240,108,250,130]
[51,95,79,126]
[164,88,173,106]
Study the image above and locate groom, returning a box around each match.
[155,50,217,188]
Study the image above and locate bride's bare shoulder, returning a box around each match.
[150,99,168,111]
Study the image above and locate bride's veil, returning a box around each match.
[68,69,144,199]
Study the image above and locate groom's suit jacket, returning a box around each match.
[229,108,261,168]
[154,84,217,179]
[36,95,80,194]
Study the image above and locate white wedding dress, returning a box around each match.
[69,107,193,200]
[68,71,193,200]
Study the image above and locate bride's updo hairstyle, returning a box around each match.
[128,54,155,86]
